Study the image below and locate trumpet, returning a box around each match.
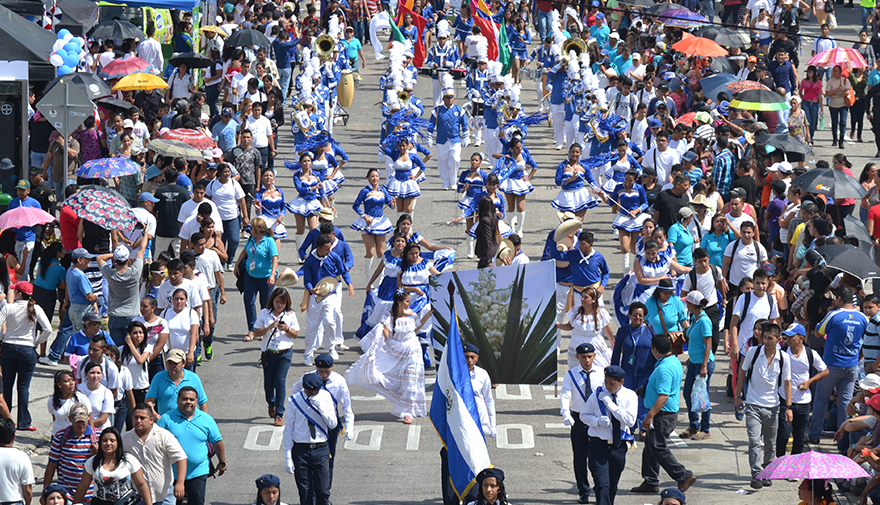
[313,34,336,61]
[561,37,587,63]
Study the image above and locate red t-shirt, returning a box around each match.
[869,205,880,239]
[59,205,81,252]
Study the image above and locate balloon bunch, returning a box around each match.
[49,29,86,76]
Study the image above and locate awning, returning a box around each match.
[0,4,57,81]
[100,0,198,11]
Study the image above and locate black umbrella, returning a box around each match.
[225,28,271,48]
[843,214,875,259]
[169,52,213,69]
[87,20,147,41]
[643,2,678,14]
[708,56,736,74]
[791,168,867,199]
[756,133,815,155]
[621,0,653,6]
[692,26,747,48]
[96,97,137,113]
[44,72,112,101]
[816,245,880,280]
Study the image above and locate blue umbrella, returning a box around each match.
[75,157,141,179]
[698,72,738,103]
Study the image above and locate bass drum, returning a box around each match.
[338,70,355,107]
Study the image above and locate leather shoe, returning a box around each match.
[630,484,660,494]
[678,475,696,492]
[578,495,590,504]
[268,406,276,418]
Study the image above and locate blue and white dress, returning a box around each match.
[457,169,488,210]
[400,258,435,337]
[312,153,342,196]
[509,28,531,61]
[611,183,650,232]
[351,186,394,235]
[619,252,673,316]
[288,173,323,217]
[254,187,288,239]
[356,250,403,338]
[498,153,538,196]
[385,153,427,199]
[463,190,513,238]
[551,160,599,213]
[601,152,642,193]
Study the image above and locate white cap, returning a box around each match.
[438,29,450,38]
[778,161,793,173]
[686,291,705,306]
[609,32,620,39]
[113,245,130,262]
[509,100,522,109]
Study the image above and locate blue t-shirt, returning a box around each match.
[701,231,734,268]
[212,121,238,153]
[8,196,42,242]
[67,268,92,305]
[686,312,715,364]
[344,37,362,63]
[645,295,687,334]
[157,408,222,479]
[645,355,683,412]
[146,369,208,415]
[244,236,279,278]
[818,308,869,368]
[176,174,193,196]
[33,259,66,290]
[668,222,694,266]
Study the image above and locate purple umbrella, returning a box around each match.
[757,451,870,480]
[657,8,710,27]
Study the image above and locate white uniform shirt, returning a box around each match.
[470,366,496,437]
[511,251,530,265]
[291,371,355,435]
[560,364,605,422]
[282,390,338,446]
[255,309,300,353]
[579,385,639,441]
[742,344,791,408]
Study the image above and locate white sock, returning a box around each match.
[467,236,475,257]
[364,257,374,286]
[509,211,518,230]
[295,233,305,260]
[517,211,525,235]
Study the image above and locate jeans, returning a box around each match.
[641,411,692,487]
[683,359,715,433]
[30,151,47,174]
[809,365,858,439]
[204,287,220,348]
[108,315,133,347]
[1,343,37,428]
[241,183,256,221]
[864,5,872,29]
[829,106,849,141]
[278,66,292,106]
[205,84,220,117]
[183,475,207,505]
[291,444,331,505]
[803,100,820,140]
[256,146,269,171]
[262,348,292,418]
[701,0,715,20]
[777,402,811,456]
[49,302,90,362]
[243,270,272,332]
[535,9,551,40]
[114,398,127,432]
[222,216,241,268]
[745,403,779,478]
[852,98,867,138]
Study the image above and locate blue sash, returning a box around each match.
[568,369,588,403]
[595,387,634,443]
[290,393,329,437]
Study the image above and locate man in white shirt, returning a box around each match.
[626,53,646,82]
[641,131,681,184]
[737,56,758,81]
[283,373,337,505]
[465,25,488,60]
[156,258,203,312]
[137,26,163,74]
[190,232,226,361]
[777,323,828,457]
[744,0,772,25]
[729,268,779,361]
[561,343,604,504]
[0,418,34,505]
[245,102,275,171]
[725,194,757,238]
[230,60,253,106]
[580,365,637,505]
[75,330,120,397]
[734,324,792,490]
[612,76,638,122]
[629,104,649,153]
[97,41,116,69]
[178,184,221,235]
[682,247,725,350]
[464,343,496,437]
[723,222,768,294]
[121,404,187,505]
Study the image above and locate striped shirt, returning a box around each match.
[864,314,880,363]
[713,150,736,196]
[48,426,96,499]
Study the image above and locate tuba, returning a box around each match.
[561,37,587,63]
[398,90,411,102]
[313,34,336,61]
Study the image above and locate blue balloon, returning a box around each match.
[57,28,71,40]
[62,52,79,68]
[58,65,73,75]
[63,42,79,54]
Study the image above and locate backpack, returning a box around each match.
[736,291,777,335]
[781,344,818,378]
[689,265,724,309]
[745,344,789,390]
[729,238,762,269]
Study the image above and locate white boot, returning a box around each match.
[509,211,519,232]
[295,233,305,263]
[516,211,525,235]
[621,252,630,273]
[467,237,475,259]
[364,257,374,287]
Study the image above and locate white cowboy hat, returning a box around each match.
[314,277,339,303]
[275,267,299,288]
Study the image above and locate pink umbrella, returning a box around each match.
[807,47,868,69]
[757,451,870,480]
[0,206,55,230]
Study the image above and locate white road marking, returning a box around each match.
[496,424,535,449]
[344,425,384,450]
[406,424,421,450]
[243,426,283,451]
[495,384,533,400]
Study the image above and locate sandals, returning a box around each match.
[244,332,255,341]
[403,415,413,424]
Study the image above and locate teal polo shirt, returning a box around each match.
[145,370,208,416]
[157,409,222,479]
[644,355,682,413]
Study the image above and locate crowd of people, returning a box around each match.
[4,0,880,502]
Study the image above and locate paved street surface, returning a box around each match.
[11,8,877,505]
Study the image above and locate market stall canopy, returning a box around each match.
[100,0,198,11]
[0,4,58,81]
[0,0,95,34]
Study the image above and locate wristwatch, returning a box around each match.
[218,461,227,466]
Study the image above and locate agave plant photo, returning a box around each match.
[431,263,558,385]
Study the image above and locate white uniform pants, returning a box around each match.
[484,128,500,159]
[385,155,394,182]
[556,283,569,324]
[331,286,344,347]
[564,118,580,150]
[469,116,485,143]
[551,103,565,147]
[305,290,340,360]
[437,141,462,189]
[433,79,443,107]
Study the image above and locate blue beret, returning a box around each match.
[302,372,323,390]
[476,467,504,483]
[660,487,686,504]
[315,353,334,368]
[463,343,480,355]
[576,343,595,354]
[255,474,281,490]
[605,365,626,380]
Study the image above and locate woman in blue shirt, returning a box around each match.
[645,280,687,336]
[33,243,66,357]
[234,217,280,341]
[610,301,655,428]
[401,14,418,45]
[509,18,531,84]
[700,213,735,268]
[352,168,395,281]
[681,291,715,440]
[668,209,696,267]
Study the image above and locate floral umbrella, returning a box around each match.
[98,56,155,80]
[728,80,770,94]
[757,451,870,480]
[75,158,141,179]
[62,186,138,232]
[0,206,55,230]
[675,111,698,126]
[158,129,214,150]
[807,47,868,69]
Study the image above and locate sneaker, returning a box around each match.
[38,356,58,366]
[555,145,563,150]
[679,427,698,439]
[196,355,202,365]
[690,431,711,441]
[330,349,339,361]
[227,264,235,272]
[750,479,763,490]
[304,356,313,366]
[335,344,350,352]
[205,345,213,360]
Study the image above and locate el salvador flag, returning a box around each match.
[430,302,492,500]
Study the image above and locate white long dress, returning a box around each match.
[565,307,613,369]
[346,314,427,419]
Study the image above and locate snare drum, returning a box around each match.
[417,66,433,76]
[472,101,485,116]
[450,68,467,80]
[518,68,534,81]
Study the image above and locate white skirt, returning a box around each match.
[287,198,322,217]
[322,178,340,196]
[499,177,534,195]
[386,178,421,199]
[351,214,394,235]
[551,188,599,213]
[458,195,474,210]
[612,212,650,232]
[467,220,513,238]
[259,215,287,239]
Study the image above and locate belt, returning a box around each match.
[558,282,573,287]
[295,441,328,449]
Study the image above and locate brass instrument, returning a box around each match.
[398,90,411,102]
[313,34,336,61]
[292,102,313,133]
[561,37,587,63]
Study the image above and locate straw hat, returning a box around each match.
[554,219,583,242]
[690,194,710,208]
[314,277,338,302]
[275,267,299,288]
[497,238,515,263]
[556,211,578,223]
[318,207,336,221]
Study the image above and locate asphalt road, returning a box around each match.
[12,7,876,505]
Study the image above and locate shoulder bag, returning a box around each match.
[655,297,685,355]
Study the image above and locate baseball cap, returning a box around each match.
[648,117,662,128]
[69,403,90,422]
[609,32,620,40]
[221,107,234,116]
[113,245,130,262]
[782,323,806,337]
[694,111,711,124]
[681,151,698,162]
[15,179,30,190]
[71,247,89,260]
[12,281,32,296]
[748,55,757,63]
[166,348,187,363]
[596,12,605,19]
[867,394,880,410]
[139,192,159,203]
[642,167,657,178]
[130,146,144,156]
[123,119,134,128]
[679,207,694,219]
[632,52,640,60]
[685,290,705,306]
[28,165,42,175]
[861,373,880,391]
[82,311,101,323]
[211,147,223,158]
